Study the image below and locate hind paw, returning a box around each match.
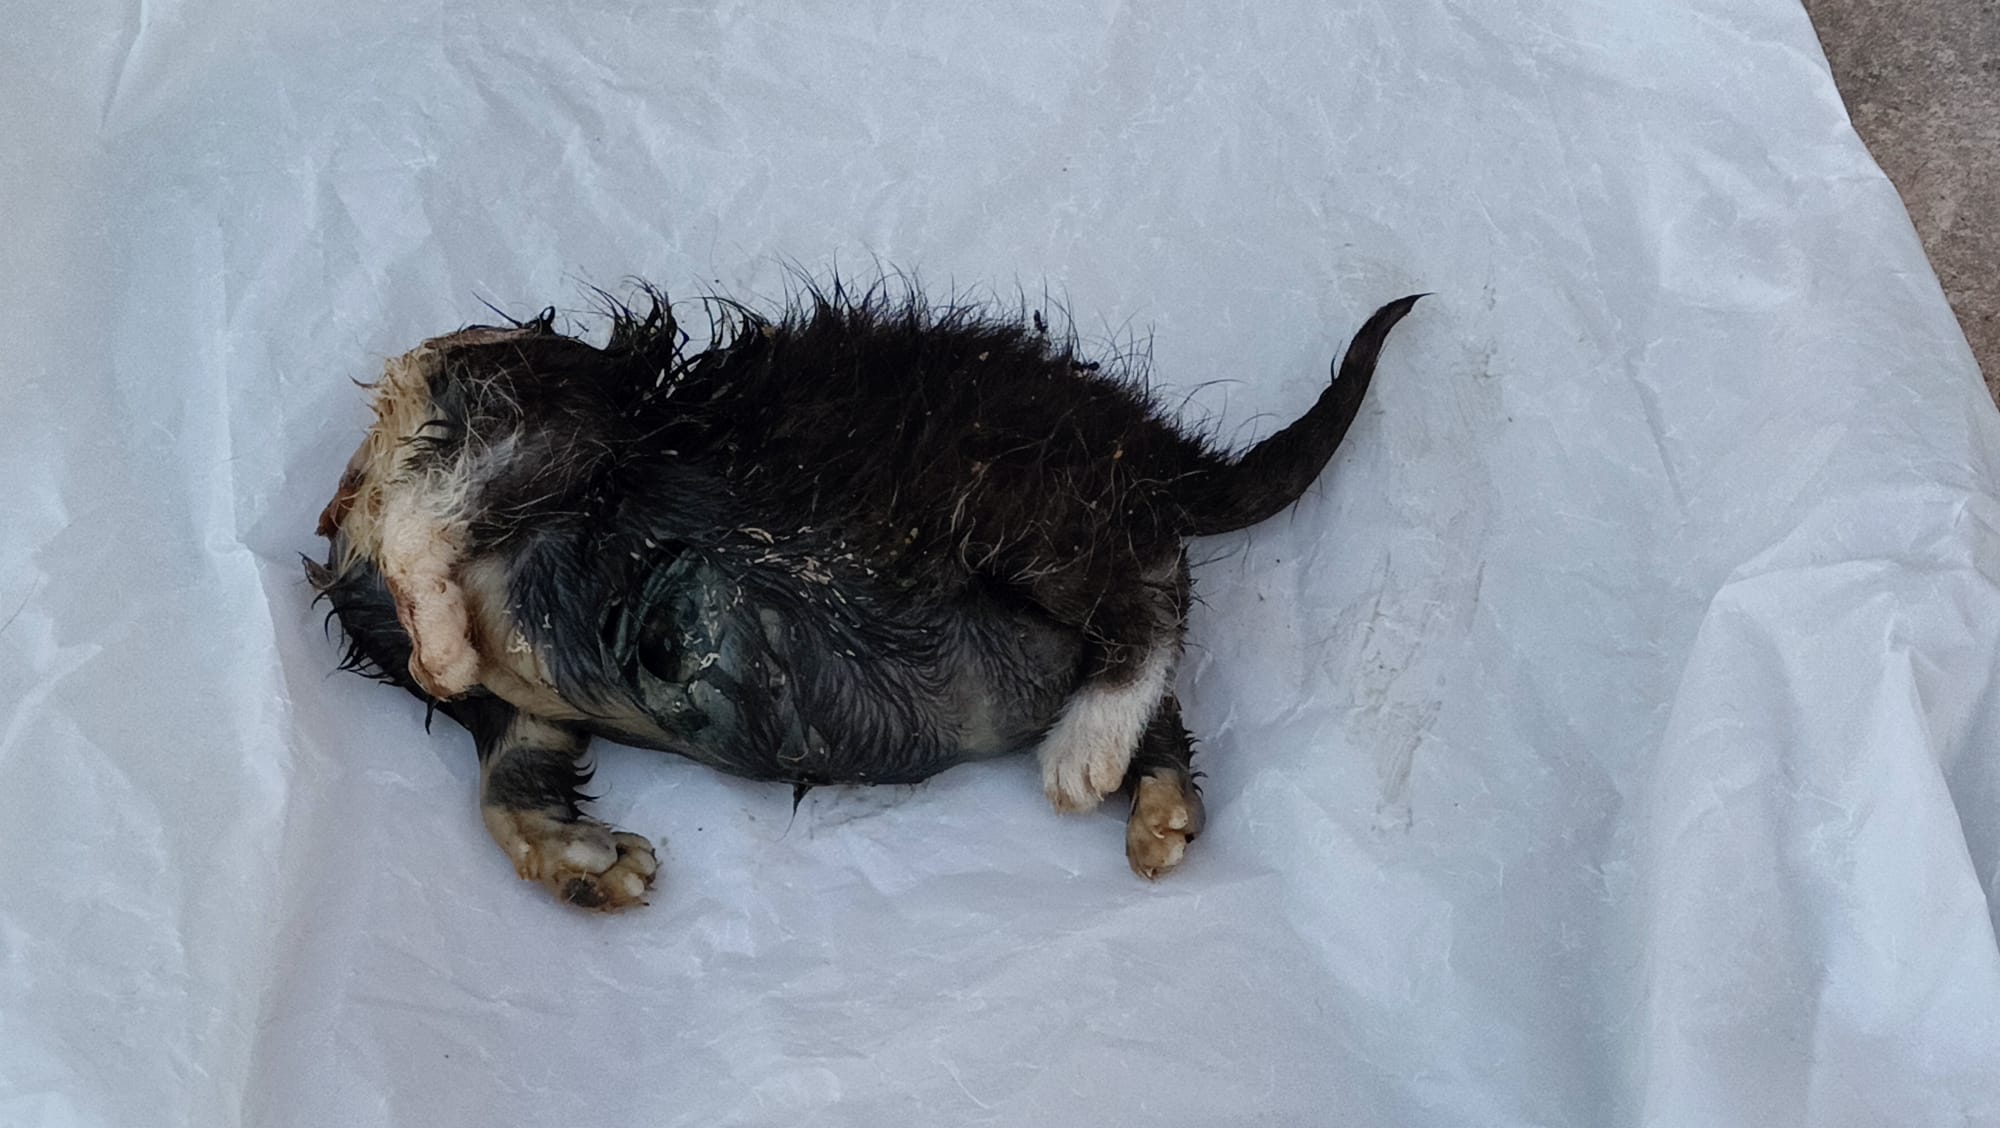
[1126,770,1204,880]
[1037,687,1157,813]
[1041,724,1135,813]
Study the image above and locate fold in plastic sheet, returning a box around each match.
[4,1,1998,1124]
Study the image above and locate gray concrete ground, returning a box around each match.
[1804,0,2000,402]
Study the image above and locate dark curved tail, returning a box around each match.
[1178,294,1424,537]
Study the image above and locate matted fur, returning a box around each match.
[310,276,1421,907]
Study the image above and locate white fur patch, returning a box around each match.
[1039,642,1174,812]
[330,341,457,573]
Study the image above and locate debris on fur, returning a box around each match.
[308,272,1422,906]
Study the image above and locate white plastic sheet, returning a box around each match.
[5,1,1999,1124]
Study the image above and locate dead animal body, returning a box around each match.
[309,279,1421,910]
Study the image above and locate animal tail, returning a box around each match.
[1177,293,1424,537]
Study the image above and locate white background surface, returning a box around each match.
[5,1,1999,1124]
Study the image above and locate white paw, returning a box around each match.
[1039,700,1140,812]
[1038,648,1174,813]
[483,809,659,912]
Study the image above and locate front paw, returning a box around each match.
[483,808,659,911]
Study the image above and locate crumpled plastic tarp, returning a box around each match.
[4,1,1998,1124]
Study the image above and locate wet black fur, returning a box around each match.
[311,279,1420,794]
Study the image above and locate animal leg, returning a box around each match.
[1037,556,1189,813]
[311,554,656,910]
[478,711,659,912]
[1039,634,1175,812]
[1122,696,1205,879]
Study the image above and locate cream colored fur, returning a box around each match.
[330,327,536,699]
